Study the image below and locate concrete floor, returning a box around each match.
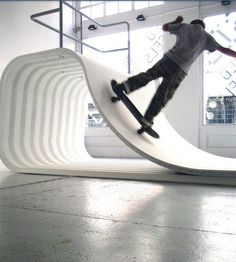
[0,171,236,262]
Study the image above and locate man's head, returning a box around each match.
[190,19,205,29]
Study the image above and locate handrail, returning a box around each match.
[64,1,130,31]
[31,0,131,73]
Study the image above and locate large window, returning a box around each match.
[203,12,236,125]
[79,1,163,20]
[85,26,163,127]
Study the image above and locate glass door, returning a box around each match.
[200,11,236,157]
[203,12,236,125]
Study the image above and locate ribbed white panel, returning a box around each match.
[0,49,90,171]
[0,48,236,180]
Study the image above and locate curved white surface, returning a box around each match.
[0,48,236,179]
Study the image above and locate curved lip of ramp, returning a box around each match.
[80,51,236,177]
[0,47,236,177]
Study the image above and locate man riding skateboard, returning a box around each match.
[112,15,236,130]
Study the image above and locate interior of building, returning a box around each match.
[1,1,236,261]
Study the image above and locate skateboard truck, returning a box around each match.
[137,125,159,138]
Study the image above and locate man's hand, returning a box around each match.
[162,16,184,31]
[217,45,236,58]
[175,16,184,23]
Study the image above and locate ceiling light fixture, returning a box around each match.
[88,24,97,31]
[136,14,145,22]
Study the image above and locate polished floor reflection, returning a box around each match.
[0,171,236,261]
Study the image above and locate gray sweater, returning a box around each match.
[165,23,220,73]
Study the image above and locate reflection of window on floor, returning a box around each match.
[85,26,163,127]
[203,12,236,125]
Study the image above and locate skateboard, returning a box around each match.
[111,80,159,139]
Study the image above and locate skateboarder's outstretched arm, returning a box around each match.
[216,45,236,58]
[163,16,236,58]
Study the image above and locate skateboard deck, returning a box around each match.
[111,80,159,139]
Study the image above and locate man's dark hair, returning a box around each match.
[190,19,205,29]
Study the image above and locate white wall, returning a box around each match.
[0,1,70,76]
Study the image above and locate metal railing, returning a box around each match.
[31,0,131,73]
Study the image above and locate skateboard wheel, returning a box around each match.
[137,128,144,134]
[111,96,120,102]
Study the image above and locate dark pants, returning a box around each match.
[126,56,186,122]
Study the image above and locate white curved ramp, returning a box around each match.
[1,48,236,180]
